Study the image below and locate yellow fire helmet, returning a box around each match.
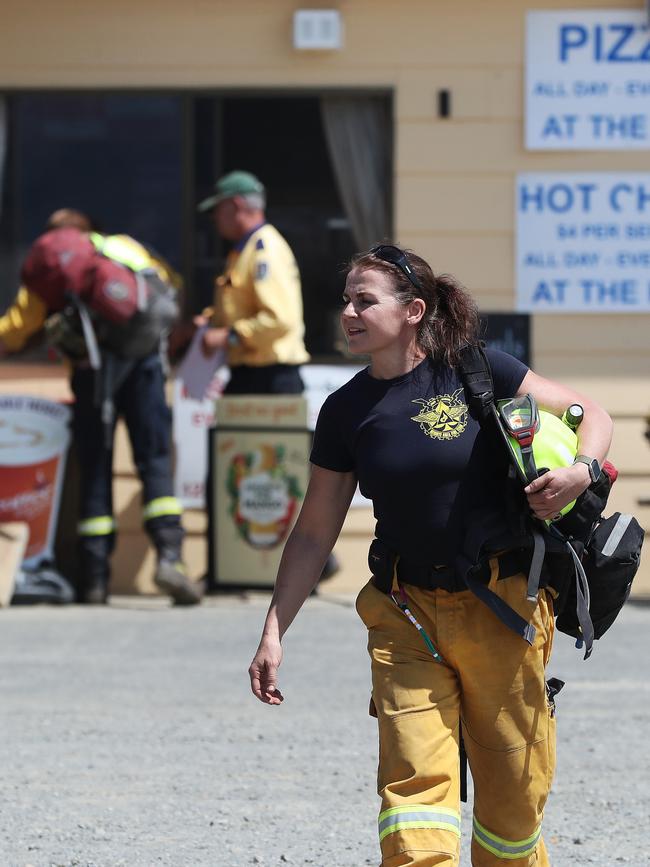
[497,396,578,518]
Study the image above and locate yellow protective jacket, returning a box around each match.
[0,234,178,354]
[0,286,47,352]
[207,223,310,367]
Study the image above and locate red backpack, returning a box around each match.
[21,228,178,359]
[21,228,140,323]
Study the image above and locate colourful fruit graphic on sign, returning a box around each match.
[227,444,303,549]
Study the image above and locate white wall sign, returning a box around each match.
[516,173,650,313]
[526,10,650,150]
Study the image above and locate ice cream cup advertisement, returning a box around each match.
[0,396,71,564]
[212,427,311,586]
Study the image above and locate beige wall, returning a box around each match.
[1,0,648,592]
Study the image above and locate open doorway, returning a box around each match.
[193,92,393,357]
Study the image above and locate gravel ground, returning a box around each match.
[0,594,648,867]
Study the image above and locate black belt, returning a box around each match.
[395,550,529,593]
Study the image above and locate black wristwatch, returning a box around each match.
[573,454,601,484]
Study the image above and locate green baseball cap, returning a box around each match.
[197,170,266,212]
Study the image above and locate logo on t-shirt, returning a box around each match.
[411,390,468,440]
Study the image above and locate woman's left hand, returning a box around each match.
[524,463,592,521]
[249,636,284,705]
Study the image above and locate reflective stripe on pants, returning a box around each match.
[355,571,555,867]
[472,817,542,861]
[142,496,182,522]
[77,515,116,536]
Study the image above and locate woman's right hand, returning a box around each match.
[249,637,284,705]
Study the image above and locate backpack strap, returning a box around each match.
[527,527,546,602]
[548,524,594,659]
[458,342,541,644]
[464,568,537,644]
[67,295,101,371]
[459,342,527,480]
[458,342,494,423]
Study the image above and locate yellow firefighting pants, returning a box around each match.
[355,566,556,867]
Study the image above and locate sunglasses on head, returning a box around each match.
[369,244,423,291]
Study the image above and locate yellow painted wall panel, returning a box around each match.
[544,379,650,416]
[608,478,650,517]
[0,365,72,403]
[533,315,650,354]
[111,532,154,595]
[535,354,650,380]
[112,477,144,530]
[397,177,513,233]
[113,421,135,476]
[0,0,636,87]
[0,0,520,79]
[398,233,513,293]
[398,121,650,175]
[180,509,208,535]
[609,420,650,474]
[397,68,522,121]
[0,2,296,70]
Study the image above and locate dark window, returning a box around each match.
[13,92,184,263]
[194,96,358,355]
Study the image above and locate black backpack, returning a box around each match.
[555,512,644,642]
[458,343,645,659]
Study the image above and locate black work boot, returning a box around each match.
[154,554,204,606]
[77,541,111,604]
[149,520,203,606]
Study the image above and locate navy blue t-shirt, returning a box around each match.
[310,350,528,566]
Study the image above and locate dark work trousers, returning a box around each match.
[71,352,183,578]
[224,363,304,395]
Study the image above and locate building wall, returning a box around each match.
[1,0,648,593]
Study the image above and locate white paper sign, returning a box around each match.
[526,10,650,150]
[172,373,228,507]
[516,172,650,312]
[176,325,227,401]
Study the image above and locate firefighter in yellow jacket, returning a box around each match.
[196,170,310,395]
[0,210,201,606]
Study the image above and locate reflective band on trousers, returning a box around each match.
[472,816,542,860]
[77,516,116,536]
[378,805,461,842]
[142,497,183,522]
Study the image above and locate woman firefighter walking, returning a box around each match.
[249,245,612,866]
